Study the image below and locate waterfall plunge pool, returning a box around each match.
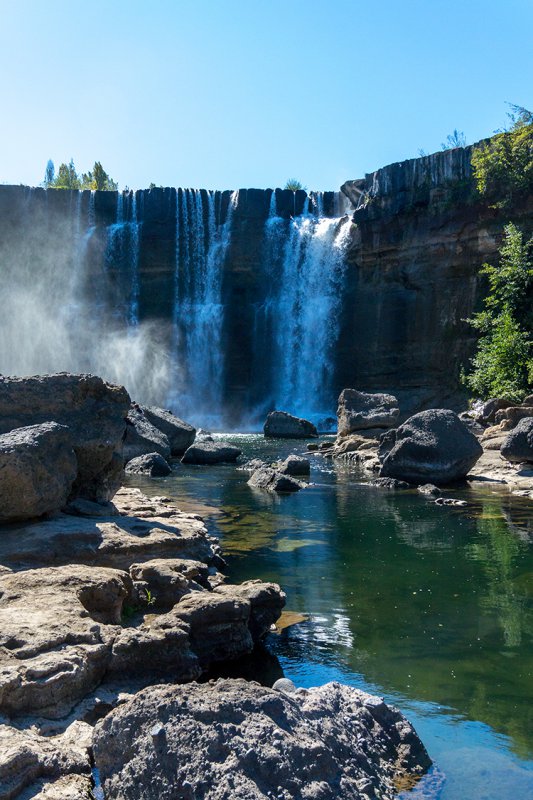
[127,433,533,800]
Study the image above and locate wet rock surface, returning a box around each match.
[263,411,318,439]
[248,466,304,493]
[379,409,483,485]
[181,441,242,464]
[277,454,311,476]
[93,678,431,800]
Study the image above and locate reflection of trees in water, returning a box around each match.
[466,497,532,649]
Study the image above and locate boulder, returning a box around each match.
[379,409,483,485]
[278,454,311,476]
[141,406,196,456]
[417,483,441,496]
[181,441,241,465]
[0,423,77,523]
[501,418,533,463]
[0,373,130,502]
[474,397,513,425]
[129,558,207,609]
[371,477,411,490]
[263,411,318,439]
[337,389,399,437]
[93,679,431,800]
[495,406,533,427]
[125,452,172,477]
[247,466,303,493]
[123,409,171,462]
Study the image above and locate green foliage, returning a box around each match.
[463,223,533,401]
[441,129,466,150]
[284,179,307,191]
[471,106,533,206]
[50,159,117,190]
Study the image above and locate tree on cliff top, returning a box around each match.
[284,179,307,191]
[47,159,118,190]
[441,129,466,150]
[463,223,533,402]
[52,159,81,190]
[471,105,533,206]
[81,161,118,191]
[43,159,55,187]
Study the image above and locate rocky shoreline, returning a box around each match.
[0,374,434,799]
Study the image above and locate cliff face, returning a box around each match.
[0,151,531,425]
[339,146,533,414]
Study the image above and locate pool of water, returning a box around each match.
[128,434,533,800]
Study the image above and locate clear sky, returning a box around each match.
[1,0,532,191]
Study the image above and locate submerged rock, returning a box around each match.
[263,411,318,439]
[123,409,171,462]
[501,417,533,463]
[125,452,172,477]
[0,423,77,523]
[417,483,442,496]
[141,406,196,456]
[181,441,242,465]
[371,477,411,490]
[379,409,482,485]
[93,678,431,800]
[337,388,399,437]
[0,373,130,502]
[248,466,303,493]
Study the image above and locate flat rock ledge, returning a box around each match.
[0,488,285,800]
[93,678,431,800]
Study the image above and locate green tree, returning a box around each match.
[43,159,55,187]
[471,106,533,206]
[52,159,80,189]
[80,161,118,191]
[284,179,307,191]
[441,129,466,150]
[463,223,533,401]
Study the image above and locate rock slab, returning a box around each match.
[142,406,196,456]
[337,389,399,437]
[379,409,483,485]
[264,411,318,439]
[93,678,431,800]
[501,417,533,463]
[0,423,77,522]
[181,441,242,465]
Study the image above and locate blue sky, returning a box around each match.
[1,0,532,191]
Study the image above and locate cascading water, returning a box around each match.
[172,189,237,426]
[104,192,142,326]
[259,193,352,426]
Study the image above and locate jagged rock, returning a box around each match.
[238,458,266,472]
[263,411,318,439]
[501,418,533,463]
[0,488,216,572]
[0,423,77,523]
[141,406,196,456]
[181,441,241,465]
[379,409,483,484]
[123,409,171,462]
[337,389,399,437]
[417,483,441,496]
[93,679,431,800]
[278,454,311,476]
[495,406,533,427]
[214,580,286,640]
[125,452,172,477]
[474,397,513,425]
[0,721,92,800]
[247,466,303,493]
[0,373,130,502]
[371,477,411,490]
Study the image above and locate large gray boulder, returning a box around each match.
[501,417,533,463]
[93,679,431,800]
[278,454,311,476]
[0,373,130,501]
[141,406,196,456]
[248,465,303,493]
[123,409,171,462]
[125,452,172,477]
[181,441,241,465]
[264,411,318,439]
[0,423,77,523]
[379,409,483,484]
[337,389,399,437]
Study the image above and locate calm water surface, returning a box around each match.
[129,434,533,800]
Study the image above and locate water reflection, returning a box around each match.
[128,434,533,798]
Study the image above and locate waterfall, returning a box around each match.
[172,189,237,426]
[262,197,352,426]
[104,192,142,326]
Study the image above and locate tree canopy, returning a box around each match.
[45,159,118,190]
[463,223,533,402]
[284,179,307,191]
